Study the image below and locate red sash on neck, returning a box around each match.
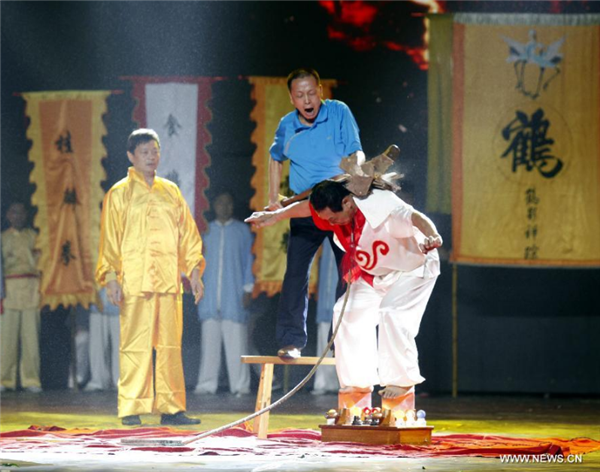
[309,204,374,286]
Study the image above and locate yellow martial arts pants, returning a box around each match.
[1,277,41,390]
[0,308,41,390]
[118,292,186,418]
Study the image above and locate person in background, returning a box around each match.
[0,202,42,393]
[195,192,253,396]
[70,304,90,389]
[311,241,340,395]
[84,288,120,391]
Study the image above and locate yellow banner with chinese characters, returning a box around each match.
[25,90,110,308]
[452,15,600,266]
[248,77,336,295]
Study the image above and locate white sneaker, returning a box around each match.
[194,387,216,395]
[83,384,103,392]
[0,385,6,393]
[24,386,42,393]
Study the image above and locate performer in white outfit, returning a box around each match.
[246,151,442,404]
[195,193,253,396]
[320,187,440,396]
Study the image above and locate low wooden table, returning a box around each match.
[320,424,434,445]
[241,355,336,439]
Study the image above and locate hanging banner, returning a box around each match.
[427,14,454,215]
[122,76,215,233]
[248,77,336,296]
[24,90,110,309]
[451,14,600,266]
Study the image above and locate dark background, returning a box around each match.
[2,1,599,395]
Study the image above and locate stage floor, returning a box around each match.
[1,389,599,471]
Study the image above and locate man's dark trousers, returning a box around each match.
[276,216,345,350]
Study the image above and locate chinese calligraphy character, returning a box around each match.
[61,240,77,266]
[524,244,539,260]
[525,187,540,205]
[164,114,183,137]
[55,131,74,154]
[63,188,78,206]
[525,225,538,239]
[501,109,563,178]
[524,187,540,259]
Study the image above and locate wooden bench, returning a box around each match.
[241,355,336,439]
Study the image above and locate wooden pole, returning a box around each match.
[451,263,458,398]
[70,306,79,392]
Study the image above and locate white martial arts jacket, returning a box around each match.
[311,189,440,283]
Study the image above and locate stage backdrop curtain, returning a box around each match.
[24,91,110,309]
[426,14,454,215]
[248,77,337,296]
[449,13,600,266]
[122,77,215,233]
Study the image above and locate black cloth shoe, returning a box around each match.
[160,412,201,426]
[122,415,141,426]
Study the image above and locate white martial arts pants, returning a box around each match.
[333,269,438,389]
[196,318,250,395]
[75,330,89,385]
[87,312,120,390]
[69,311,90,388]
[312,321,339,393]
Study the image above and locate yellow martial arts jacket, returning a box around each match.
[1,227,40,310]
[96,167,205,294]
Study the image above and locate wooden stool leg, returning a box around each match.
[283,365,289,393]
[253,363,274,439]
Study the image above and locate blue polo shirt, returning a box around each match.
[269,99,362,194]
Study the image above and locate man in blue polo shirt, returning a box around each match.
[267,68,364,359]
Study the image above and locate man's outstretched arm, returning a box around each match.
[245,200,311,229]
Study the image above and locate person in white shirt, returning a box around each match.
[195,193,254,396]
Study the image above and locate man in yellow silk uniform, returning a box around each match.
[1,202,41,393]
[96,129,205,426]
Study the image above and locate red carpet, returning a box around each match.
[1,426,599,458]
